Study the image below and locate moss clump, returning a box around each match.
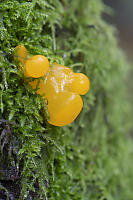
[0,0,133,199]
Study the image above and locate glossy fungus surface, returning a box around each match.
[30,63,89,126]
[15,46,89,126]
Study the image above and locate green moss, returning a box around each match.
[0,0,133,199]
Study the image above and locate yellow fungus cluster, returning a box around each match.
[14,45,90,126]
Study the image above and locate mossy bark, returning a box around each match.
[0,0,132,199]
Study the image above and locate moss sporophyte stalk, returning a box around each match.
[14,45,90,126]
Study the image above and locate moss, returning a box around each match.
[0,0,133,199]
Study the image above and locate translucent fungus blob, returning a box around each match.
[24,55,49,78]
[29,63,90,126]
[14,45,27,64]
[14,45,90,126]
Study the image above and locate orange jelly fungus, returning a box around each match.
[29,63,90,126]
[14,45,49,78]
[15,46,90,126]
[24,55,49,78]
[14,45,27,64]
